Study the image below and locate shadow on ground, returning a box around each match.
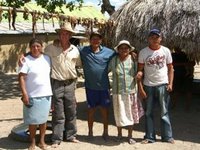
[0,73,85,100]
[3,97,199,150]
[0,73,199,149]
[0,72,20,100]
[76,94,200,144]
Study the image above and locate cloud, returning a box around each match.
[110,0,126,9]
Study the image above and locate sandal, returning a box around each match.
[28,145,35,150]
[38,143,50,150]
[166,139,175,144]
[68,137,80,143]
[128,138,136,144]
[141,139,153,144]
[51,143,60,148]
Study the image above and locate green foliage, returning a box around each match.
[35,0,84,13]
[0,0,84,13]
[0,0,28,7]
[2,12,8,19]
[0,1,106,23]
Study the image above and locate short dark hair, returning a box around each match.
[29,38,43,48]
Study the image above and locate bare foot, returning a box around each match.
[28,145,35,150]
[38,143,50,150]
[114,135,122,142]
[51,143,60,148]
[68,137,80,143]
[88,132,94,141]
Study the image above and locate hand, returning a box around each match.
[167,84,173,92]
[139,89,147,99]
[138,86,147,99]
[136,71,143,81]
[129,51,137,60]
[21,94,29,105]
[18,53,25,67]
[51,103,54,111]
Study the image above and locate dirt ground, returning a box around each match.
[0,72,200,150]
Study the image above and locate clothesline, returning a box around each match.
[0,6,113,37]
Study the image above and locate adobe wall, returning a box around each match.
[0,33,57,73]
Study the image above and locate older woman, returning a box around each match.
[18,38,52,150]
[108,40,144,144]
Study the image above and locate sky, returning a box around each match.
[84,0,126,11]
[83,0,127,17]
[28,0,126,17]
[29,0,126,9]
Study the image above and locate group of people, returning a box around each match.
[18,22,178,150]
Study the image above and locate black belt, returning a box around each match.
[52,78,76,86]
[63,79,75,85]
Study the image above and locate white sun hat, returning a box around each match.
[114,40,135,51]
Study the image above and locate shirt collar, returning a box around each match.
[90,45,102,53]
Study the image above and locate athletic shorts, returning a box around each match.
[85,88,111,108]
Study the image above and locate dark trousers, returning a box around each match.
[51,79,77,144]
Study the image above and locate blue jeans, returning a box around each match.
[143,84,173,142]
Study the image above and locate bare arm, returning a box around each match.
[167,64,174,92]
[18,52,31,67]
[76,55,82,67]
[129,50,137,61]
[18,73,29,105]
[136,63,147,99]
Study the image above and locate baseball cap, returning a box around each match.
[90,32,102,39]
[149,28,161,36]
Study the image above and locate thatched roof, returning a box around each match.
[108,0,200,62]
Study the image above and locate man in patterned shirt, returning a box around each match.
[137,29,174,144]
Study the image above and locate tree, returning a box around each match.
[0,0,117,16]
[98,0,115,16]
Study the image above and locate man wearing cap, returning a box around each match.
[45,22,81,147]
[79,32,115,140]
[137,29,174,144]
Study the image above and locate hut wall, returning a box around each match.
[0,33,58,73]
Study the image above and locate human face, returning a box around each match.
[59,30,72,46]
[117,44,130,57]
[90,35,102,49]
[148,34,162,48]
[30,42,43,58]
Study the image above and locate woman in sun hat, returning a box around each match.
[108,40,144,144]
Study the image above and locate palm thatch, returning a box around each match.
[107,0,200,62]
